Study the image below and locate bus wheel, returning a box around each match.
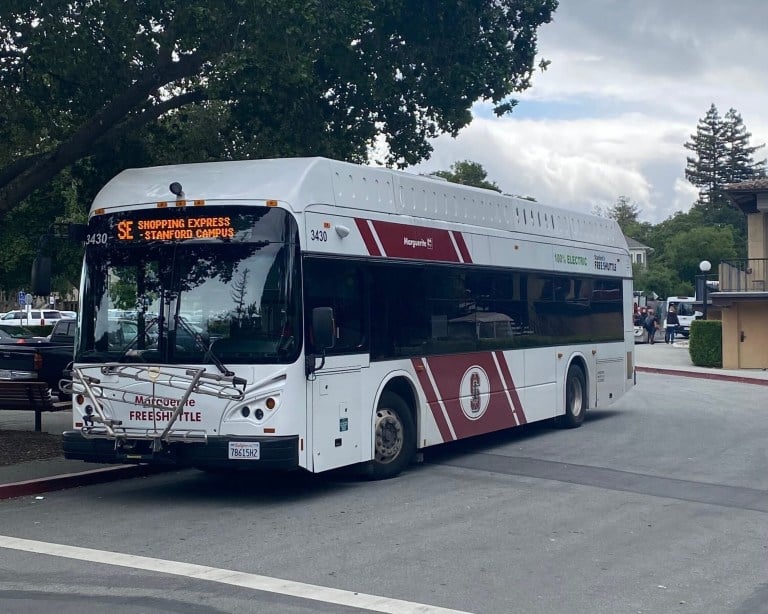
[369,391,415,480]
[556,365,587,428]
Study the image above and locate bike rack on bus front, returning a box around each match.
[62,364,246,451]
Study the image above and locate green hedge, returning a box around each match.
[689,320,722,368]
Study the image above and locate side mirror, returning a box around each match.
[312,307,335,350]
[31,255,52,296]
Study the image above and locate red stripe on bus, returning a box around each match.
[411,358,455,442]
[452,231,472,263]
[493,351,527,425]
[354,218,382,256]
[369,220,462,262]
[423,353,518,439]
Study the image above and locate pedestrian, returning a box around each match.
[644,310,659,344]
[636,306,647,327]
[665,304,680,344]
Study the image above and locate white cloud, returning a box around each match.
[408,0,768,225]
[412,113,693,223]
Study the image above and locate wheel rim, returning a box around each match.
[374,408,404,465]
[567,375,584,417]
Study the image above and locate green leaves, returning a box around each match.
[432,160,502,192]
[685,103,765,207]
[1,0,558,215]
[0,0,558,298]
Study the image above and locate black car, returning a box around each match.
[0,325,46,345]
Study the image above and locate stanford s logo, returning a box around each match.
[460,366,490,420]
[470,372,481,412]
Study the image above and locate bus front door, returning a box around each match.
[308,352,369,472]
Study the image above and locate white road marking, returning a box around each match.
[0,535,471,614]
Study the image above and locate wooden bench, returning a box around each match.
[0,381,72,432]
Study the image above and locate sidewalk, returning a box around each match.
[0,409,165,499]
[634,337,768,385]
[2,344,767,499]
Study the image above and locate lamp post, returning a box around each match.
[699,260,711,320]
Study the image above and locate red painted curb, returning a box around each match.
[637,366,768,386]
[0,464,172,500]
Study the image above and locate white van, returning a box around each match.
[664,297,701,339]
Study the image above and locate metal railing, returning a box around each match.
[719,258,768,292]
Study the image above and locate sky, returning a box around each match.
[407,0,768,224]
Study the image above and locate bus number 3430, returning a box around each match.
[310,229,328,242]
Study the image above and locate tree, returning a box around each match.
[632,262,684,300]
[432,160,501,192]
[722,108,766,184]
[685,104,765,207]
[685,104,727,206]
[683,104,764,261]
[0,1,558,218]
[592,195,649,239]
[663,226,737,286]
[231,268,250,319]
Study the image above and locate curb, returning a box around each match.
[0,464,172,500]
[636,366,768,386]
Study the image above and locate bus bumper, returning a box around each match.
[62,431,299,471]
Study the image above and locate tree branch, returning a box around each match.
[0,51,205,216]
[95,90,208,149]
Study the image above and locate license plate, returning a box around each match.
[228,441,260,460]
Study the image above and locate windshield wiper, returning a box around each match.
[173,314,234,376]
[113,316,160,363]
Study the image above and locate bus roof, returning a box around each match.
[92,157,627,249]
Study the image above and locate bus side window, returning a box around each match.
[304,258,368,355]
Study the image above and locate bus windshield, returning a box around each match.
[76,206,301,365]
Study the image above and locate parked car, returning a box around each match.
[0,318,75,398]
[0,309,66,326]
[0,325,48,345]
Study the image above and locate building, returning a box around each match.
[625,236,653,270]
[715,179,768,369]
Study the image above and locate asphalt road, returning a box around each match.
[1,372,767,614]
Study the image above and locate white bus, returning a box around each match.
[58,158,635,479]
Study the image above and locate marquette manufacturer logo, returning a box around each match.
[130,395,200,422]
[459,366,490,420]
[403,237,433,249]
[133,394,196,408]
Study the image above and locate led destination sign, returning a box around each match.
[116,216,235,242]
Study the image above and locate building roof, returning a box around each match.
[625,236,653,252]
[724,178,768,214]
[724,178,768,192]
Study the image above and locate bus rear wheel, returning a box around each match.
[368,391,415,480]
[556,364,586,428]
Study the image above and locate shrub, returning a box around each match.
[689,320,722,368]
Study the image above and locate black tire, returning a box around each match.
[556,364,587,428]
[367,391,416,480]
